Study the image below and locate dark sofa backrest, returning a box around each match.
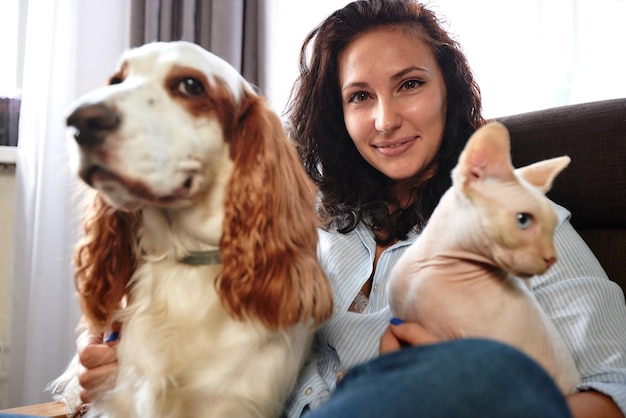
[495,98,626,297]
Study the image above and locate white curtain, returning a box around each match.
[129,0,264,90]
[2,0,130,408]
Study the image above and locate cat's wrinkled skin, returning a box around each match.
[388,121,579,394]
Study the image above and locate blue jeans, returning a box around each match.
[306,338,572,418]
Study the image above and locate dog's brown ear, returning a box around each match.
[217,89,333,330]
[74,192,140,332]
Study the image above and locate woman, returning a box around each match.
[283,0,626,417]
[76,1,626,417]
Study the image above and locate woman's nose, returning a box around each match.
[374,100,401,134]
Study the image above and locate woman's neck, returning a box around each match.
[391,161,439,207]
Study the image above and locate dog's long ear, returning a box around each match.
[218,89,333,330]
[74,192,140,333]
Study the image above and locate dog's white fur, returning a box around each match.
[51,41,332,418]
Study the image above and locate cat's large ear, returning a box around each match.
[457,121,515,186]
[516,156,571,194]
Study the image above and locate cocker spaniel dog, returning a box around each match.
[51,41,332,418]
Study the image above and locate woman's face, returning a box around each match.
[338,27,447,181]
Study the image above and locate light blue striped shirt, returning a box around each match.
[284,204,626,417]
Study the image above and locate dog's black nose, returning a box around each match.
[67,103,120,147]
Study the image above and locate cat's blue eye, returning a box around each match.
[516,212,533,230]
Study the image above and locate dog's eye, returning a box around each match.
[109,75,124,85]
[178,77,205,96]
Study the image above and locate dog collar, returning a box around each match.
[178,250,222,266]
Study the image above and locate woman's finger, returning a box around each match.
[75,323,121,403]
[78,341,118,369]
[77,360,118,401]
[379,326,403,354]
[391,320,438,346]
[380,319,440,354]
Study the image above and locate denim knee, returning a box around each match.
[307,338,572,418]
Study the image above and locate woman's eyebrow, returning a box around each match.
[391,66,430,82]
[341,81,369,93]
[341,66,431,93]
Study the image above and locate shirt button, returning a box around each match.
[373,284,379,292]
[305,387,314,396]
[334,307,341,314]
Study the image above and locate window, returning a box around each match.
[0,0,23,149]
[264,1,626,118]
[263,0,346,114]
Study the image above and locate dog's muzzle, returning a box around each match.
[67,103,120,148]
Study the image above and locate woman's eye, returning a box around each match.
[348,92,370,103]
[516,212,533,230]
[402,79,423,91]
[178,77,205,96]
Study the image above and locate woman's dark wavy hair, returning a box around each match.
[286,0,485,245]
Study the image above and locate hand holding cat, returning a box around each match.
[379,318,439,354]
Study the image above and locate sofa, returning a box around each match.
[1,98,625,417]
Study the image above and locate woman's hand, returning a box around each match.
[567,391,625,418]
[379,318,439,354]
[381,320,624,418]
[76,323,120,403]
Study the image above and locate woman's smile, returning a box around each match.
[372,137,417,157]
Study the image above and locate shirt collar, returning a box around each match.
[354,221,418,251]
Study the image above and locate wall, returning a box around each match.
[0,164,15,338]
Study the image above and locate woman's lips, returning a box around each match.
[373,137,416,157]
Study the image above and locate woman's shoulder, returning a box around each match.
[550,200,571,224]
